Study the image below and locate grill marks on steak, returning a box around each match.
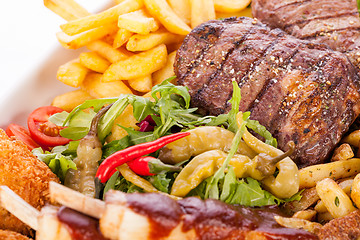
[174,17,360,167]
[251,0,360,69]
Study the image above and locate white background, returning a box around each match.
[0,1,107,127]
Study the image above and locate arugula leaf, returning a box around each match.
[227,80,242,132]
[148,173,171,193]
[228,177,281,207]
[151,78,190,108]
[60,109,96,140]
[129,95,156,121]
[205,112,248,199]
[121,126,156,145]
[98,97,130,141]
[63,98,118,125]
[246,119,278,147]
[358,0,360,12]
[220,166,237,202]
[102,136,131,160]
[103,171,120,200]
[114,176,144,193]
[32,146,76,182]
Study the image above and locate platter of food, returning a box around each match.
[2,0,360,239]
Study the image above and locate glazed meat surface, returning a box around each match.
[252,0,360,69]
[0,129,59,235]
[104,191,318,239]
[175,17,360,167]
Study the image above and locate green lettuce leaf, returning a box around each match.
[246,119,278,148]
[32,146,77,182]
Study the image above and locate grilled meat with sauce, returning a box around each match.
[251,0,360,70]
[174,17,360,167]
[100,191,318,240]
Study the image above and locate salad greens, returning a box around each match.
[32,141,79,182]
[37,77,295,207]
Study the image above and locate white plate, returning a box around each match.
[0,1,109,128]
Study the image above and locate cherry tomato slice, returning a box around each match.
[27,106,70,147]
[6,123,41,150]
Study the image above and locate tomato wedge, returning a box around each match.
[6,123,40,150]
[27,106,70,147]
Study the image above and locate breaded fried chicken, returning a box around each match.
[0,129,59,236]
[0,230,31,240]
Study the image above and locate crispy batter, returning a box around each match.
[0,230,31,240]
[0,129,59,236]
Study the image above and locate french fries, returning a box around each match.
[56,59,88,87]
[48,0,253,109]
[190,0,216,29]
[79,52,111,73]
[126,29,182,52]
[113,28,133,48]
[60,0,144,36]
[214,0,251,13]
[167,0,191,25]
[144,0,192,35]
[81,73,132,98]
[152,50,177,85]
[44,0,89,21]
[316,178,356,218]
[118,9,160,35]
[86,41,130,63]
[351,173,360,208]
[56,24,119,49]
[299,158,360,188]
[128,75,153,92]
[51,89,93,112]
[331,143,354,161]
[102,44,167,82]
[274,216,322,235]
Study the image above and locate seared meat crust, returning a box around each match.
[252,0,360,69]
[0,129,59,235]
[318,210,360,240]
[175,17,360,167]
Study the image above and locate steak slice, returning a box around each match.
[174,17,360,167]
[318,210,360,240]
[251,0,360,69]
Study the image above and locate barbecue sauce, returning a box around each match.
[57,206,108,240]
[126,193,319,240]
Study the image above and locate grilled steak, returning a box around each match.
[318,210,360,240]
[252,0,360,69]
[174,17,360,167]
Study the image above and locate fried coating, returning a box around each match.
[0,230,31,240]
[0,129,59,236]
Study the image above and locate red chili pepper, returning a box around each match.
[127,156,182,176]
[95,131,190,183]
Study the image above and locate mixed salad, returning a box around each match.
[7,79,301,207]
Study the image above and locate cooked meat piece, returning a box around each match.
[318,210,360,240]
[0,129,59,235]
[251,0,360,69]
[101,191,319,240]
[174,17,360,167]
[0,230,31,240]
